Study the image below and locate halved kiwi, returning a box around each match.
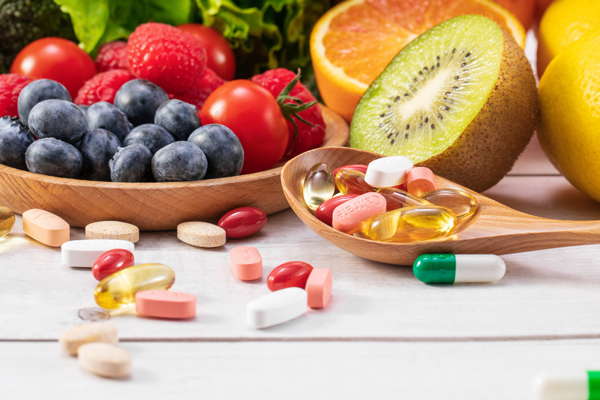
[350,15,539,192]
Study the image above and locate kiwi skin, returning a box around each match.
[417,27,539,193]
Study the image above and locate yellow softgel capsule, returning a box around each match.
[420,189,480,233]
[334,169,375,195]
[363,206,456,243]
[303,163,335,211]
[0,206,15,238]
[94,263,175,309]
[377,187,431,211]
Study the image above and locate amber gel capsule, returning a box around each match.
[420,188,480,233]
[303,163,335,210]
[0,206,15,238]
[95,263,175,309]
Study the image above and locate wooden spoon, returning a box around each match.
[281,146,600,265]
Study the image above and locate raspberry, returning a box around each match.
[0,74,33,118]
[127,23,207,94]
[169,68,226,114]
[95,41,128,73]
[251,68,326,157]
[74,70,135,106]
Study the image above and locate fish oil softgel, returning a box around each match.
[303,163,335,210]
[94,263,175,309]
[421,188,480,233]
[377,187,431,211]
[0,206,15,238]
[334,169,376,195]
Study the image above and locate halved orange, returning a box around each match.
[311,0,526,121]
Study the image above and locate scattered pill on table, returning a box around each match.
[92,249,135,281]
[85,221,140,243]
[364,156,413,188]
[78,343,131,379]
[135,290,196,319]
[306,268,332,309]
[303,163,335,210]
[78,308,111,322]
[533,372,600,400]
[315,194,359,226]
[59,322,118,356]
[217,207,267,239]
[61,239,135,268]
[230,246,262,281]
[332,192,387,234]
[406,167,437,197]
[267,261,314,291]
[22,209,70,247]
[177,221,226,248]
[413,254,506,284]
[0,205,15,238]
[246,287,308,329]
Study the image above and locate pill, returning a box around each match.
[332,164,368,178]
[218,207,267,239]
[413,254,506,284]
[95,263,175,309]
[267,261,314,291]
[230,246,262,281]
[0,206,15,238]
[534,372,600,400]
[92,249,135,281]
[22,209,70,247]
[78,343,131,379]
[177,221,226,248]
[59,322,118,355]
[303,163,335,210]
[62,239,135,268]
[85,221,139,243]
[377,187,431,211]
[246,287,308,329]
[335,169,376,195]
[306,268,332,309]
[315,194,359,226]
[406,167,437,196]
[421,188,481,234]
[365,156,413,188]
[332,192,387,234]
[364,206,456,242]
[135,290,196,319]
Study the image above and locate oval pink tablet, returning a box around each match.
[332,192,386,234]
[306,268,332,309]
[23,209,70,247]
[406,167,437,197]
[135,290,196,319]
[230,246,262,281]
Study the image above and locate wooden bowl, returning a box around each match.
[0,107,348,230]
[281,146,600,265]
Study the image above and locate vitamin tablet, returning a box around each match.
[364,156,413,188]
[177,221,226,248]
[59,322,118,355]
[332,164,368,177]
[267,261,313,291]
[22,209,70,247]
[78,343,131,379]
[332,192,387,234]
[306,268,332,309]
[315,194,359,226]
[246,287,308,329]
[406,167,437,196]
[413,254,506,284]
[62,239,135,268]
[136,290,196,319]
[85,221,139,243]
[0,206,15,238]
[92,249,135,281]
[534,372,600,400]
[218,207,267,239]
[230,246,262,281]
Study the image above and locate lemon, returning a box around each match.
[537,0,600,77]
[538,32,600,202]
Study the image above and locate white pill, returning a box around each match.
[62,239,135,267]
[365,156,413,188]
[533,372,597,400]
[246,287,307,329]
[59,322,118,355]
[78,343,131,379]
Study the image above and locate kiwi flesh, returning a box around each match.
[350,15,539,192]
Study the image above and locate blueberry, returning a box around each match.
[78,105,90,114]
[114,79,169,126]
[87,102,133,142]
[25,138,82,179]
[109,144,153,182]
[78,129,121,181]
[123,124,175,154]
[188,124,244,179]
[0,117,33,170]
[154,99,200,141]
[28,99,87,144]
[18,79,71,127]
[152,142,207,182]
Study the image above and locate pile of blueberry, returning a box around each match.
[0,78,243,182]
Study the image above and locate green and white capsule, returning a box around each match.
[413,254,505,284]
[534,372,600,400]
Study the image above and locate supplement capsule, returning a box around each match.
[413,254,506,284]
[267,261,314,291]
[421,188,480,233]
[335,169,376,195]
[377,187,431,211]
[315,194,359,226]
[303,163,335,211]
[364,206,456,242]
[534,372,600,400]
[94,263,175,309]
[0,206,15,238]
[332,164,368,177]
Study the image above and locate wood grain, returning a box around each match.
[281,146,600,265]
[0,107,348,231]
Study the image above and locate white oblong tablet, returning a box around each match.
[78,343,131,379]
[365,156,414,188]
[246,287,308,329]
[62,239,135,268]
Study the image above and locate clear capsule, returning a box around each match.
[335,169,376,195]
[303,163,335,211]
[0,206,15,238]
[421,188,480,233]
[377,187,431,211]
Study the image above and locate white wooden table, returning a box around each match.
[2,34,600,399]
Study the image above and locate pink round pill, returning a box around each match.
[306,268,332,309]
[135,291,196,319]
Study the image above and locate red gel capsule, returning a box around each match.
[333,164,368,177]
[315,194,359,226]
[267,261,314,292]
[218,207,267,239]
[92,249,135,281]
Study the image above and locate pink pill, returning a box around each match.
[135,290,196,319]
[406,167,437,196]
[306,268,332,309]
[230,246,262,281]
[332,192,386,234]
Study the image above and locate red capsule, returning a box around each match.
[267,261,314,292]
[315,194,359,226]
[218,207,267,239]
[92,249,135,281]
[333,164,368,177]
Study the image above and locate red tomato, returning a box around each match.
[11,38,96,99]
[92,249,135,281]
[267,262,314,292]
[177,23,236,81]
[201,80,289,174]
[218,207,267,238]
